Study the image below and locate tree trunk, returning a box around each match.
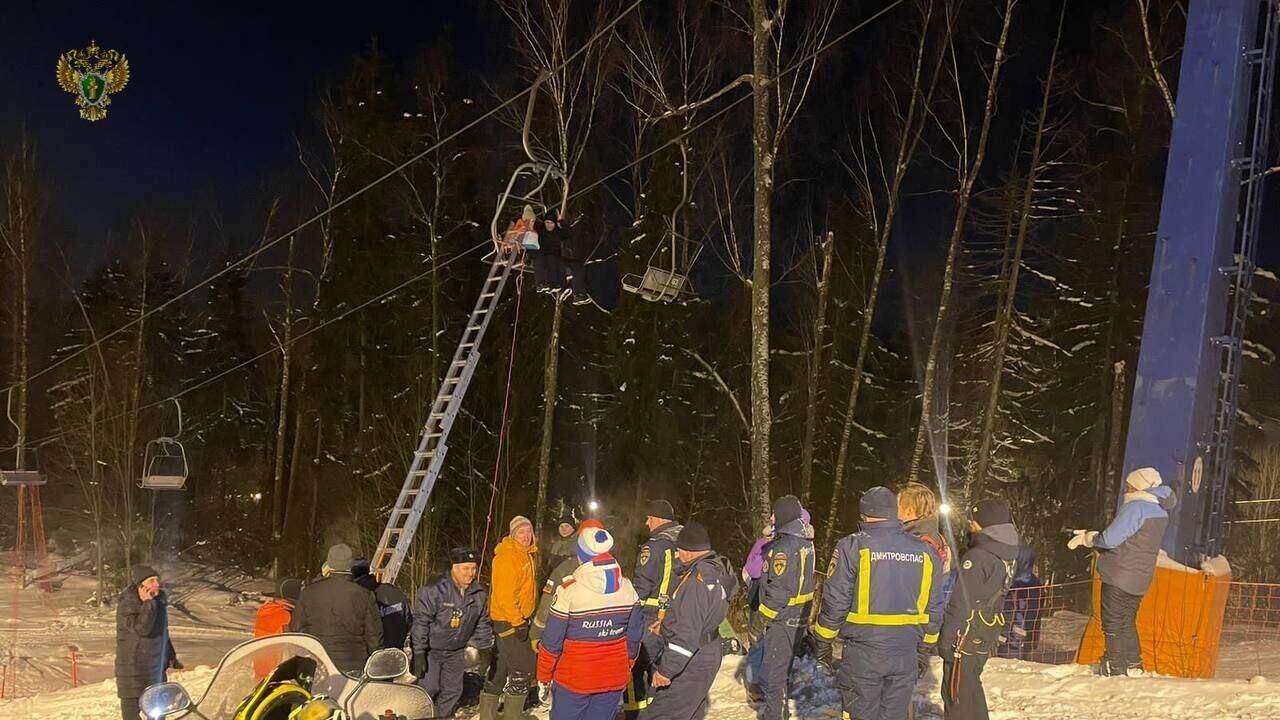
[1103,360,1127,519]
[800,233,833,505]
[749,0,775,521]
[908,0,1018,482]
[970,10,1062,498]
[535,297,564,534]
[823,4,942,549]
[124,247,150,569]
[271,236,297,578]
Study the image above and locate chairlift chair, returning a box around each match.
[140,400,189,490]
[622,138,701,303]
[140,437,189,490]
[1,390,45,485]
[482,71,564,271]
[622,235,703,303]
[0,469,45,487]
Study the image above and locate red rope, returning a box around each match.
[479,254,525,572]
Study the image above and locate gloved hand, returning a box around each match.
[412,652,428,679]
[1067,529,1098,550]
[809,630,835,673]
[538,682,553,703]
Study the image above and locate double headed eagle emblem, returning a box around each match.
[57,40,130,122]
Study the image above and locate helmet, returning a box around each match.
[235,682,310,720]
[289,697,345,720]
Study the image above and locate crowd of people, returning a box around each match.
[113,467,1175,720]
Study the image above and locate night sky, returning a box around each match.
[0,1,488,270]
[2,0,1276,276]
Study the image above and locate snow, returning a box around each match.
[10,561,1280,720]
[17,650,1280,720]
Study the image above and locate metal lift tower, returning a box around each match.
[1078,0,1278,677]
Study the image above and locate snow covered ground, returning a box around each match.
[0,558,265,699]
[10,651,1280,720]
[6,562,1280,719]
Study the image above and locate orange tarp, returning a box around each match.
[1075,560,1231,678]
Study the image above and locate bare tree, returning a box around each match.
[969,4,1066,498]
[908,0,1019,483]
[499,0,616,532]
[823,0,947,549]
[0,133,40,472]
[799,232,833,505]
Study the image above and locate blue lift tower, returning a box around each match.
[1088,0,1278,677]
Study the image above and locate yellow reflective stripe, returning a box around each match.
[658,548,674,598]
[857,548,872,616]
[797,545,809,600]
[917,551,933,615]
[759,604,780,619]
[787,592,814,606]
[642,598,661,607]
[845,612,930,625]
[814,623,839,640]
[923,632,939,644]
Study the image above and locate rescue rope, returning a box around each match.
[479,259,526,570]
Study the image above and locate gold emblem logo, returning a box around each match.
[57,40,131,121]
[772,551,788,577]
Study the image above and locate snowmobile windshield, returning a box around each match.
[188,634,352,718]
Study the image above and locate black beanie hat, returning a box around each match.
[971,498,1013,528]
[131,564,159,586]
[773,495,803,528]
[859,486,897,520]
[677,522,712,552]
[278,577,302,602]
[647,499,676,521]
[449,547,480,565]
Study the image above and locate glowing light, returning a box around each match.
[939,503,952,515]
[587,500,600,512]
[251,492,263,502]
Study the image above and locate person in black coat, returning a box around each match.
[939,500,1019,720]
[288,543,383,674]
[353,557,412,652]
[116,565,181,720]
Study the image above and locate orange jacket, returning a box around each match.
[252,599,295,678]
[489,536,538,629]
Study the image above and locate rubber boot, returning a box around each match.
[501,692,536,720]
[479,691,501,720]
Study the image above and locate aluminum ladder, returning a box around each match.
[371,249,517,582]
[1203,0,1279,557]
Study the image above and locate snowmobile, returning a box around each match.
[138,633,433,720]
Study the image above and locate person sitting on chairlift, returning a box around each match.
[527,209,591,305]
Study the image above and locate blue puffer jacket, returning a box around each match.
[1096,485,1176,596]
[815,520,945,650]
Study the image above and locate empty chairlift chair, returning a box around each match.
[0,468,44,486]
[622,235,702,303]
[141,400,189,490]
[140,438,188,490]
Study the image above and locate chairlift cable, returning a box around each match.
[20,237,494,452]
[0,0,646,404]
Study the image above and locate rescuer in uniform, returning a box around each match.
[747,495,815,720]
[641,522,737,720]
[411,547,494,718]
[624,499,684,717]
[938,499,1019,720]
[812,487,945,720]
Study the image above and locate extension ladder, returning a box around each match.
[371,249,518,582]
